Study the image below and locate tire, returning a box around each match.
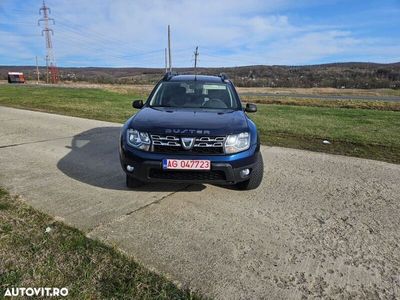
[126,174,144,189]
[235,152,264,190]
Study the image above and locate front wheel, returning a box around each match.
[235,152,264,190]
[126,175,144,189]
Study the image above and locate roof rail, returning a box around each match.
[218,73,229,82]
[162,71,178,81]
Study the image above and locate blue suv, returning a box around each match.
[119,73,263,190]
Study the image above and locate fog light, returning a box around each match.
[126,165,134,172]
[240,168,250,178]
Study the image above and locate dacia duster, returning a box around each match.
[119,73,263,190]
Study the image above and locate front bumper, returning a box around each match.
[119,144,260,185]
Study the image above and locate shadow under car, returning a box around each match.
[57,126,206,192]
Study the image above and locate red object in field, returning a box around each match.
[7,72,25,83]
[49,65,59,83]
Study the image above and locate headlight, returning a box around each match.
[224,132,250,154]
[127,129,150,151]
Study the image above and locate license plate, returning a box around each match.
[162,159,211,170]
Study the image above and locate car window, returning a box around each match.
[149,81,239,109]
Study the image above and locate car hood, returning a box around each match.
[129,107,248,136]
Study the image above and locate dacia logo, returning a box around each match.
[181,137,195,150]
[165,129,211,135]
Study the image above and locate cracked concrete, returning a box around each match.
[1,106,399,299]
[124,184,192,216]
[86,185,192,237]
[0,135,75,149]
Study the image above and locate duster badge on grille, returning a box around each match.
[165,129,211,135]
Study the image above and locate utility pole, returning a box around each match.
[164,48,168,73]
[35,56,40,84]
[193,46,199,74]
[167,25,172,72]
[45,56,49,83]
[38,1,58,84]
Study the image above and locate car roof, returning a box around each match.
[168,74,226,83]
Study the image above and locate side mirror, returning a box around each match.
[245,103,257,113]
[132,100,144,109]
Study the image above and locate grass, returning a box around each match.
[385,89,400,96]
[0,84,399,164]
[253,105,400,163]
[0,84,141,123]
[0,187,201,299]
[241,95,400,111]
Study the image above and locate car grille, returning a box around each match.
[149,169,226,181]
[151,135,225,155]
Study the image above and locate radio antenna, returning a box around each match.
[193,46,199,75]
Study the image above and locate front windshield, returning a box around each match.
[148,81,239,109]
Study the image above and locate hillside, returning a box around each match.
[1,62,399,88]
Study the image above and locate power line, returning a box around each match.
[38,0,58,83]
[7,7,195,68]
[55,17,151,53]
[35,56,40,84]
[54,22,167,60]
[53,31,168,64]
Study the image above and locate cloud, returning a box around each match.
[0,0,398,67]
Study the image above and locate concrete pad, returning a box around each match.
[1,106,399,299]
[0,107,189,231]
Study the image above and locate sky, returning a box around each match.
[0,0,399,67]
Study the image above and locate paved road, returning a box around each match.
[240,92,400,102]
[1,106,399,299]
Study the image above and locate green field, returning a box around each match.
[241,95,400,111]
[0,84,399,163]
[0,188,200,299]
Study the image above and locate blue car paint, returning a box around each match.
[119,74,261,185]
